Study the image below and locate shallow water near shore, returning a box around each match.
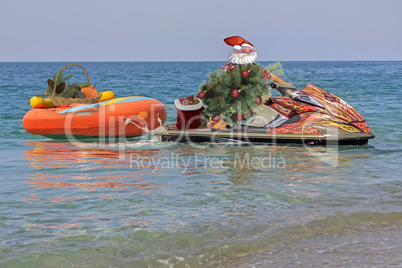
[0,61,401,267]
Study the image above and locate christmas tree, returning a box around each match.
[197,62,284,126]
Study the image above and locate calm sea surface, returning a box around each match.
[0,62,401,267]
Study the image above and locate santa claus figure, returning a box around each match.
[224,36,257,65]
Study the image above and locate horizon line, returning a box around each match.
[1,60,401,63]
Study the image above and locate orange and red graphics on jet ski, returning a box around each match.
[267,84,372,135]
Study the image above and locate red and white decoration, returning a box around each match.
[174,98,203,129]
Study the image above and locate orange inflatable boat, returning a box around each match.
[23,96,167,138]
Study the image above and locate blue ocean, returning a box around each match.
[0,61,401,267]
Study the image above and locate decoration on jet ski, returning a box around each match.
[174,95,203,129]
[230,89,240,98]
[197,36,284,126]
[224,36,257,65]
[255,96,262,106]
[207,115,228,130]
[240,70,250,78]
[196,91,206,99]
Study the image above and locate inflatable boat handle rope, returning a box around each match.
[123,114,163,135]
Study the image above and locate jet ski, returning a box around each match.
[154,82,375,145]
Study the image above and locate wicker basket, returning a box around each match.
[45,64,102,106]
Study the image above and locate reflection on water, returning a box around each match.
[21,141,173,238]
[4,140,397,267]
[24,141,163,192]
[21,141,369,231]
[23,141,371,204]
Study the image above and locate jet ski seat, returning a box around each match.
[246,105,279,128]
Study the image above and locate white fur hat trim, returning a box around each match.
[174,98,203,111]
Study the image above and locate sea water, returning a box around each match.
[0,62,401,267]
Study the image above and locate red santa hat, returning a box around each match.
[224,36,254,49]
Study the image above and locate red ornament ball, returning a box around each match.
[212,114,221,122]
[241,70,250,78]
[230,89,240,98]
[235,114,245,121]
[255,96,262,106]
[197,91,206,99]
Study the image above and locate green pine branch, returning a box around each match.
[265,62,284,76]
[198,62,284,126]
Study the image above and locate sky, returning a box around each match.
[0,0,401,61]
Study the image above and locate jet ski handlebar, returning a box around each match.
[269,82,297,97]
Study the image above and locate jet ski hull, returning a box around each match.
[154,123,374,145]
